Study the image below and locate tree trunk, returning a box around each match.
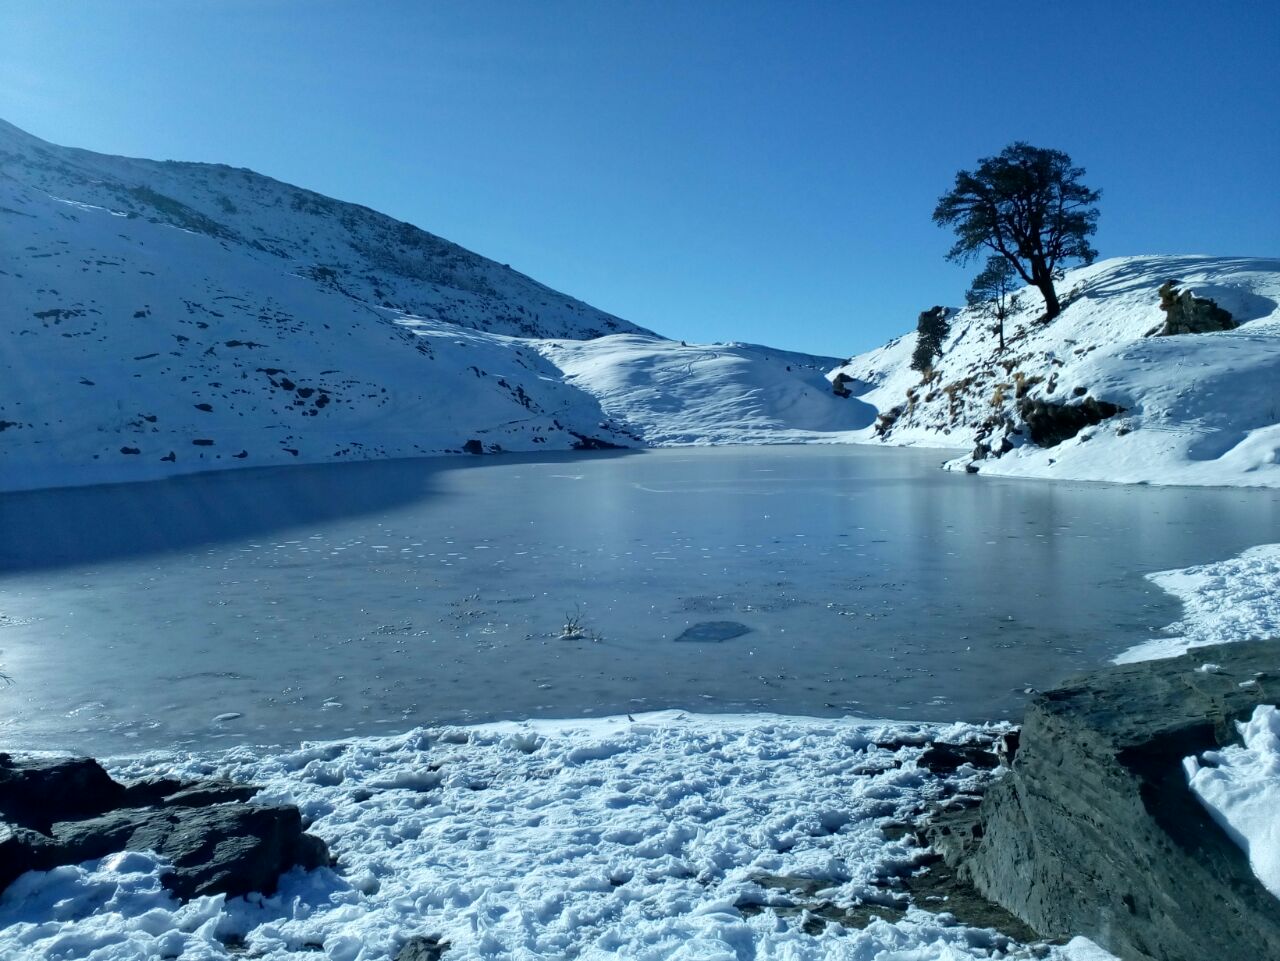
[1030,260,1061,320]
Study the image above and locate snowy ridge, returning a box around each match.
[0,121,860,491]
[832,255,1280,487]
[0,711,1115,960]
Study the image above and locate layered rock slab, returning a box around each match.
[0,754,328,899]
[928,639,1280,961]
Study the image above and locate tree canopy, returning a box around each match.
[910,306,950,373]
[934,143,1100,320]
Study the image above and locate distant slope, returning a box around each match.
[831,255,1280,487]
[542,335,873,445]
[0,121,863,491]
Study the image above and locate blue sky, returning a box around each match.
[2,1,1277,356]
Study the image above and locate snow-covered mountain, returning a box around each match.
[831,255,1280,488]
[0,121,863,491]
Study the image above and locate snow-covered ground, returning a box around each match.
[833,255,1280,488]
[1185,705,1280,901]
[0,712,1118,961]
[1116,543,1280,664]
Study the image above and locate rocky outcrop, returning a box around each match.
[397,935,451,961]
[1151,281,1237,336]
[0,755,329,899]
[927,640,1280,961]
[1017,395,1123,447]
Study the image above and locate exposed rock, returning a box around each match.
[915,742,999,775]
[1017,396,1123,447]
[1151,280,1237,336]
[397,935,451,961]
[831,372,853,398]
[0,755,125,832]
[159,780,259,807]
[927,639,1280,961]
[461,438,484,455]
[0,757,328,900]
[568,431,626,450]
[119,776,192,807]
[53,803,329,900]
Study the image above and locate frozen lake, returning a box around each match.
[1,445,1277,754]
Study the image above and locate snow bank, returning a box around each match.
[0,711,1110,960]
[1116,543,1280,663]
[1184,705,1280,900]
[834,255,1280,488]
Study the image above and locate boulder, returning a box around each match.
[0,755,125,832]
[927,639,1280,961]
[1017,396,1122,447]
[52,803,329,899]
[397,935,450,961]
[0,757,328,900]
[1152,281,1237,336]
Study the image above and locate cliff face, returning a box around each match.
[928,639,1280,961]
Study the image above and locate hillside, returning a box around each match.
[0,119,640,340]
[0,122,866,491]
[831,255,1280,487]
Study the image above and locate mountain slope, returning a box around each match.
[0,120,641,340]
[0,121,862,492]
[831,255,1280,487]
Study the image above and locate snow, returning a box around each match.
[0,120,863,493]
[1115,543,1280,663]
[832,255,1280,488]
[6,116,1277,494]
[539,335,873,445]
[1184,705,1280,900]
[0,711,1118,960]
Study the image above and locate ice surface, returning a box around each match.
[3,446,1274,754]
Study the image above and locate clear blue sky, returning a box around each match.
[2,1,1277,356]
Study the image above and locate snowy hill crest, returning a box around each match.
[832,255,1280,487]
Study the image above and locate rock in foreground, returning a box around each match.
[0,754,328,899]
[928,639,1280,961]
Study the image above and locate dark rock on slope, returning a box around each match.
[1152,281,1237,336]
[1017,395,1123,447]
[927,639,1280,961]
[0,755,328,899]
